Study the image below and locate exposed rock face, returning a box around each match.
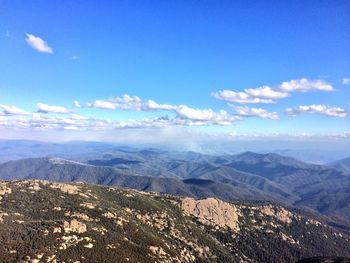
[50,182,91,198]
[50,183,81,195]
[63,219,87,233]
[16,180,44,192]
[260,204,295,224]
[181,197,239,231]
[0,212,8,223]
[80,202,95,209]
[0,182,11,200]
[149,246,166,257]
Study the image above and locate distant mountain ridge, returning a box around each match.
[1,149,350,221]
[1,139,350,163]
[328,157,350,172]
[0,157,279,203]
[80,150,350,218]
[1,139,350,220]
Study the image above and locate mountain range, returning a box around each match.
[0,145,350,224]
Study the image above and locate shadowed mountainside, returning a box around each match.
[1,149,350,220]
[328,158,350,173]
[0,157,278,203]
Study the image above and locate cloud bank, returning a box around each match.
[0,77,347,142]
[87,94,239,125]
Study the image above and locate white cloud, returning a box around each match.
[342,78,350,85]
[87,94,176,111]
[212,90,275,104]
[145,100,177,111]
[37,103,71,114]
[279,78,334,93]
[87,94,141,110]
[88,100,116,110]
[285,104,347,118]
[73,101,81,108]
[88,94,239,125]
[229,105,279,120]
[25,33,53,54]
[0,104,29,116]
[213,78,334,104]
[175,105,239,125]
[176,106,216,120]
[245,86,289,99]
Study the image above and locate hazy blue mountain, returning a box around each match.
[328,157,350,172]
[2,139,350,163]
[222,152,348,188]
[78,151,350,220]
[79,151,297,203]
[1,142,350,220]
[0,157,277,202]
[0,140,121,163]
[211,152,350,219]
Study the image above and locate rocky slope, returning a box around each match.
[0,180,350,263]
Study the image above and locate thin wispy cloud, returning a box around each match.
[25,33,53,54]
[37,103,71,114]
[5,30,15,39]
[285,105,347,118]
[343,78,350,85]
[212,78,334,104]
[73,101,81,108]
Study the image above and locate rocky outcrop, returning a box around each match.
[260,204,296,224]
[181,197,240,231]
[0,182,11,200]
[63,219,87,233]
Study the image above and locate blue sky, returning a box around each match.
[0,0,349,143]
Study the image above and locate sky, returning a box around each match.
[0,0,349,146]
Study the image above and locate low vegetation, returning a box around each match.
[0,180,349,262]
